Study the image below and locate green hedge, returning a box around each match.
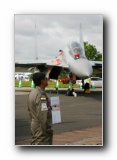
[15,80,79,88]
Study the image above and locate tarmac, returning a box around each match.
[15,87,102,146]
[16,126,102,146]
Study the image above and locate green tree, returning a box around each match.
[84,41,102,61]
[59,68,67,78]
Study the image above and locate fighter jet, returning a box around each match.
[15,24,102,96]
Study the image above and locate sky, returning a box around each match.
[15,14,103,60]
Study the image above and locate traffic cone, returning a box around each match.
[31,80,35,88]
[68,84,71,89]
[55,80,59,92]
[56,80,59,89]
[80,83,82,89]
[18,79,22,88]
[91,82,95,88]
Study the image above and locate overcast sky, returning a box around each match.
[15,14,103,60]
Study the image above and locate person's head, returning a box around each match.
[32,72,48,89]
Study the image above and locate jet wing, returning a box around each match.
[47,56,68,68]
[89,60,102,74]
[15,57,68,69]
[89,60,102,66]
[15,57,69,79]
[15,59,47,67]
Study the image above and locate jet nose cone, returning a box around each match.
[81,69,92,78]
[70,59,93,79]
[81,64,92,78]
[79,59,93,78]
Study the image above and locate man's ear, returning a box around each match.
[41,79,44,84]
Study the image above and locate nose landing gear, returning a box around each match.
[66,72,77,97]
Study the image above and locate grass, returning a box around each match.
[15,80,79,88]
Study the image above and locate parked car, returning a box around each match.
[76,79,83,86]
[90,77,102,88]
[76,77,102,88]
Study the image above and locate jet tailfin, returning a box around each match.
[80,23,85,56]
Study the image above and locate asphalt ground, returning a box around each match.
[15,87,102,146]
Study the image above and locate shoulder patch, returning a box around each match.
[41,103,48,111]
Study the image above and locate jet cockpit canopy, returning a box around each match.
[68,41,85,59]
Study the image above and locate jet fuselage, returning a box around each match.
[63,41,93,79]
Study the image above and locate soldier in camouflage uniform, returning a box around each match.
[27,72,53,145]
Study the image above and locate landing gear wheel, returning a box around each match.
[66,89,74,96]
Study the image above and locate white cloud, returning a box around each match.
[15,14,103,60]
